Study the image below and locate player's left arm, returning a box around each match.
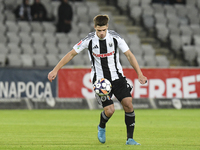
[48,49,77,82]
[124,50,147,84]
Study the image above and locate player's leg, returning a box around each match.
[99,104,115,128]
[113,77,140,145]
[96,94,114,143]
[121,97,140,145]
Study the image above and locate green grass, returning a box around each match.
[0,109,200,150]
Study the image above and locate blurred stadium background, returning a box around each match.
[0,0,200,110]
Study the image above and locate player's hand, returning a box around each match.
[138,75,147,84]
[48,70,57,82]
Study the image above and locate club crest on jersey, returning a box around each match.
[92,51,115,58]
[109,43,113,47]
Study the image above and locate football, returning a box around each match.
[93,78,112,96]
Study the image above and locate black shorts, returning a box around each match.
[97,77,132,107]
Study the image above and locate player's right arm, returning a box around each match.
[48,49,77,82]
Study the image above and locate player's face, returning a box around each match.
[95,25,108,39]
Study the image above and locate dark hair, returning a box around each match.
[93,14,109,27]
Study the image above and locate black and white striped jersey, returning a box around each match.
[73,30,129,82]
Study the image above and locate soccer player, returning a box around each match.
[48,14,147,145]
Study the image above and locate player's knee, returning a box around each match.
[107,108,115,117]
[105,106,115,117]
[123,103,133,112]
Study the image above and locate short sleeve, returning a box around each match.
[118,38,129,53]
[73,39,88,53]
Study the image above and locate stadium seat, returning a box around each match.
[3,10,16,22]
[7,54,22,67]
[30,22,44,33]
[127,34,141,45]
[142,14,155,29]
[69,23,80,35]
[175,4,189,25]
[33,54,47,67]
[7,43,21,54]
[4,11,16,21]
[68,33,80,45]
[78,23,92,34]
[46,2,54,20]
[155,24,169,43]
[51,1,60,20]
[164,5,177,15]
[154,13,167,25]
[130,5,142,25]
[0,34,7,44]
[88,5,100,18]
[197,57,200,66]
[180,25,193,36]
[45,43,59,54]
[141,44,156,56]
[186,0,197,6]
[77,15,90,25]
[168,24,181,36]
[141,0,151,6]
[43,33,57,45]
[190,24,200,36]
[19,32,33,45]
[71,54,85,66]
[21,43,35,54]
[21,54,34,67]
[182,45,196,64]
[46,54,59,67]
[181,35,192,46]
[152,3,165,14]
[195,46,200,57]
[76,6,88,23]
[0,54,7,67]
[0,22,7,35]
[135,55,145,67]
[58,43,70,54]
[4,0,16,10]
[129,44,144,56]
[5,21,20,33]
[6,32,21,45]
[0,43,9,54]
[33,43,47,54]
[120,54,130,67]
[42,22,56,33]
[117,0,129,13]
[155,55,170,67]
[169,34,182,55]
[18,21,32,33]
[166,14,180,26]
[187,14,200,25]
[193,35,200,46]
[129,0,140,6]
[114,24,127,35]
[144,55,157,67]
[31,32,45,44]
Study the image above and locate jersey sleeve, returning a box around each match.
[118,38,129,53]
[73,39,88,53]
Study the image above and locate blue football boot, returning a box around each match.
[97,125,106,143]
[126,138,141,145]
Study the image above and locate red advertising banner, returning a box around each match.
[58,68,200,98]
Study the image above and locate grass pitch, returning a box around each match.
[0,109,199,150]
